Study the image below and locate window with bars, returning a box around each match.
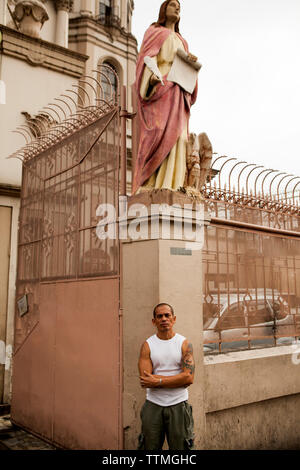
[99,0,112,19]
[100,62,118,104]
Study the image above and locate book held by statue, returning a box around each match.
[167,49,202,94]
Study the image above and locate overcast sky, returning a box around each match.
[132,0,300,193]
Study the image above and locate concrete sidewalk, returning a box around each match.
[0,415,56,450]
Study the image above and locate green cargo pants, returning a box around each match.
[137,400,194,450]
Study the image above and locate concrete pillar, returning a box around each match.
[121,194,210,449]
[80,0,95,17]
[0,1,7,25]
[0,206,11,403]
[113,0,120,18]
[54,0,73,48]
[120,0,126,28]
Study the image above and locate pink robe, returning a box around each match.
[132,25,198,194]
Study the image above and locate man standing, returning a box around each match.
[138,303,195,450]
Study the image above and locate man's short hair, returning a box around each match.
[153,303,174,318]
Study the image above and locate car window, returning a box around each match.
[245,300,273,325]
[203,302,223,329]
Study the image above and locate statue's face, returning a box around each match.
[165,0,180,23]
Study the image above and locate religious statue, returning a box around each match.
[198,132,213,188]
[132,0,199,195]
[185,133,200,190]
[184,132,213,192]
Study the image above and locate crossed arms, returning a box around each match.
[138,339,195,389]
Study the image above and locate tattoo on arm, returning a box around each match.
[181,342,195,375]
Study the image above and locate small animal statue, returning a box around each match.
[184,132,213,191]
[198,132,213,188]
[185,133,201,190]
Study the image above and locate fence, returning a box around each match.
[202,157,300,354]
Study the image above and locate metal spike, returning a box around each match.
[79,78,98,101]
[55,97,72,116]
[18,124,35,141]
[6,154,24,162]
[37,110,56,126]
[22,118,41,138]
[43,106,61,123]
[72,84,91,107]
[48,102,67,120]
[12,130,29,144]
[34,115,49,134]
[61,93,78,112]
[66,88,85,108]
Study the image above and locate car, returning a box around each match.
[203,289,298,354]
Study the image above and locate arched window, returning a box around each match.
[100,62,118,104]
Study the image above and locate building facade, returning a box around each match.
[0,0,137,406]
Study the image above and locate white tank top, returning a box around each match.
[146,333,188,407]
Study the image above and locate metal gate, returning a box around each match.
[10,69,123,449]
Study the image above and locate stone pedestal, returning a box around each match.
[121,193,210,449]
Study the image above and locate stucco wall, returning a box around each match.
[39,0,57,44]
[205,393,300,450]
[0,55,79,186]
[203,346,300,449]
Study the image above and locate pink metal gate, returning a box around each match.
[10,70,123,449]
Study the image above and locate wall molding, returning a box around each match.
[0,184,21,198]
[0,25,88,78]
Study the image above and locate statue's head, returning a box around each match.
[154,0,181,33]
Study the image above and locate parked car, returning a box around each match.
[203,289,297,353]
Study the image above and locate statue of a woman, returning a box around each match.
[132,0,198,194]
